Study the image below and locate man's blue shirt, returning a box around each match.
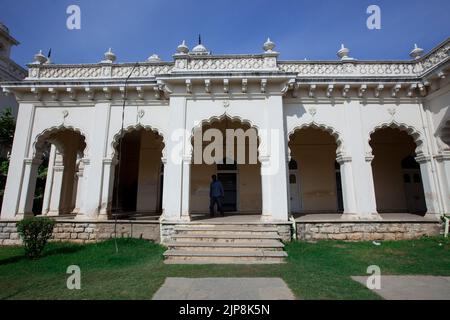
[210,180,224,198]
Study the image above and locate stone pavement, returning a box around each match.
[152,277,296,300]
[352,275,450,300]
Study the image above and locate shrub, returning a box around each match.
[16,217,56,259]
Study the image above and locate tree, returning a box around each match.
[0,108,16,205]
[0,107,15,149]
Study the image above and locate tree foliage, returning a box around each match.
[0,107,15,147]
[16,217,56,259]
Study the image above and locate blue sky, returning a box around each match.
[1,0,450,66]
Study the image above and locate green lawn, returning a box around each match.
[0,237,449,300]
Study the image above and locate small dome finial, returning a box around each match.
[263,38,276,53]
[410,43,424,59]
[337,44,354,61]
[176,40,189,54]
[148,53,161,63]
[191,36,210,55]
[32,49,47,64]
[102,48,116,63]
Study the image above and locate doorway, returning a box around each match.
[288,159,301,213]
[401,155,426,214]
[217,160,238,212]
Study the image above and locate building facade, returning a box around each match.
[0,38,449,244]
[0,22,26,117]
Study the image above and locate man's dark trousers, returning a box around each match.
[209,196,224,216]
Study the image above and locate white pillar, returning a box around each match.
[342,100,380,220]
[80,102,110,219]
[180,155,191,221]
[416,154,441,219]
[98,158,117,220]
[42,144,57,215]
[72,159,85,215]
[336,154,358,215]
[1,103,35,219]
[259,156,272,220]
[260,95,289,222]
[435,152,450,213]
[17,158,42,218]
[47,152,64,216]
[160,97,186,222]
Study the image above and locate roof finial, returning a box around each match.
[198,34,202,45]
[410,43,424,59]
[337,43,354,61]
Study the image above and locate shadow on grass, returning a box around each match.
[0,244,85,266]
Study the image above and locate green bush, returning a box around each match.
[16,217,56,259]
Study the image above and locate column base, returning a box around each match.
[97,212,110,221]
[340,212,382,221]
[159,215,191,223]
[423,213,442,221]
[260,214,290,223]
[15,212,35,219]
[46,210,60,217]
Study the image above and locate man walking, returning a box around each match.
[209,174,224,217]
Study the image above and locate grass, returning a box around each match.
[0,237,449,300]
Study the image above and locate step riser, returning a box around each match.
[165,256,286,263]
[164,224,287,264]
[166,246,283,252]
[174,230,280,236]
[172,237,281,243]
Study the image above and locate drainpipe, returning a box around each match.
[418,100,445,216]
[443,215,449,238]
[289,215,297,241]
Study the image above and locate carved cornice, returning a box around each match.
[21,38,448,82]
[1,37,448,101]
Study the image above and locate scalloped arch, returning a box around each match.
[287,121,344,154]
[110,124,166,158]
[368,121,425,155]
[32,125,88,158]
[190,113,262,154]
[191,113,260,135]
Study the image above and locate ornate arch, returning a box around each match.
[287,121,345,156]
[32,125,88,159]
[190,113,262,155]
[367,121,425,156]
[110,124,166,159]
[436,118,450,151]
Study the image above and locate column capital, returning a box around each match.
[365,153,374,163]
[434,151,450,162]
[53,165,64,172]
[182,155,192,163]
[24,158,42,166]
[103,157,118,166]
[258,155,270,163]
[336,153,352,164]
[415,153,431,164]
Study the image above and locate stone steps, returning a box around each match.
[171,234,282,243]
[164,240,284,251]
[163,249,287,264]
[163,224,287,264]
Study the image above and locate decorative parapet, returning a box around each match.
[279,61,420,78]
[172,54,278,73]
[280,38,449,79]
[27,63,173,80]
[18,37,450,83]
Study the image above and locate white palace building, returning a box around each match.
[0,37,449,262]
